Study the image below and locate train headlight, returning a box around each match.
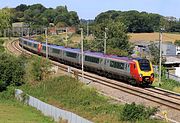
[139,74,143,78]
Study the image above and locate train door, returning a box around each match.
[130,62,139,82]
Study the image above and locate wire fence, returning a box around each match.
[15,89,92,123]
[153,65,180,82]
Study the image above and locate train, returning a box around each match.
[19,37,154,85]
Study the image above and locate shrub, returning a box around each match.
[120,102,157,121]
[174,40,180,46]
[0,53,26,91]
[31,56,52,81]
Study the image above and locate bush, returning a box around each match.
[120,102,157,121]
[31,56,52,81]
[174,40,180,46]
[0,53,26,91]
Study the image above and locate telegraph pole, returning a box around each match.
[159,28,164,86]
[104,28,108,54]
[65,27,68,46]
[87,21,89,37]
[80,28,84,82]
[28,28,30,39]
[45,28,48,59]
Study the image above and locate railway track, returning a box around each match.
[7,40,180,113]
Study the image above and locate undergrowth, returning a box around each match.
[21,76,161,123]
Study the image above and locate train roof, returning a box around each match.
[22,38,142,63]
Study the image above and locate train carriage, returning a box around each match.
[19,37,154,85]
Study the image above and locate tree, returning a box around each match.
[92,20,130,53]
[0,53,25,91]
[15,4,29,12]
[0,8,12,30]
[174,40,180,46]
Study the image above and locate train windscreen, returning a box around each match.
[138,59,151,71]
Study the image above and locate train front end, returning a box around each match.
[134,59,154,85]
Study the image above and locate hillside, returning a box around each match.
[129,33,180,43]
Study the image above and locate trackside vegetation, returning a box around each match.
[21,75,161,123]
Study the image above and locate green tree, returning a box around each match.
[0,53,25,91]
[148,42,159,65]
[174,40,180,46]
[0,8,12,30]
[92,20,130,54]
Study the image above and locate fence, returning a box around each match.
[153,65,180,82]
[165,73,180,82]
[15,89,92,123]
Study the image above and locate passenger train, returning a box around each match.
[19,37,154,85]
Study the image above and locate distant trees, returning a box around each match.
[94,10,163,33]
[12,4,80,28]
[0,8,12,30]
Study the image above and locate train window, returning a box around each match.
[110,61,124,70]
[138,59,151,71]
[52,48,60,54]
[42,46,46,51]
[85,56,100,64]
[34,44,37,48]
[27,42,32,46]
[24,41,27,45]
[66,51,77,58]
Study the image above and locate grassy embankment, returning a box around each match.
[0,87,54,123]
[20,75,162,123]
[153,77,180,93]
[0,38,54,123]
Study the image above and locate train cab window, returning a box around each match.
[110,61,124,70]
[52,48,60,54]
[66,51,77,58]
[85,56,100,64]
[138,59,151,71]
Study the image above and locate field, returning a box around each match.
[129,32,180,43]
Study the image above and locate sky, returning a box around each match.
[0,0,180,19]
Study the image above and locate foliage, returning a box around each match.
[94,10,180,33]
[120,102,157,121]
[21,76,161,123]
[0,53,26,91]
[12,4,80,28]
[0,39,5,52]
[0,8,12,30]
[30,56,52,81]
[148,42,160,65]
[148,42,166,65]
[34,35,45,42]
[94,10,162,33]
[0,87,54,123]
[92,20,130,53]
[107,47,129,56]
[174,40,180,46]
[160,77,180,92]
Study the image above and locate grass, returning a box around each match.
[0,100,54,123]
[20,75,162,123]
[128,32,180,43]
[0,88,54,123]
[153,76,180,93]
